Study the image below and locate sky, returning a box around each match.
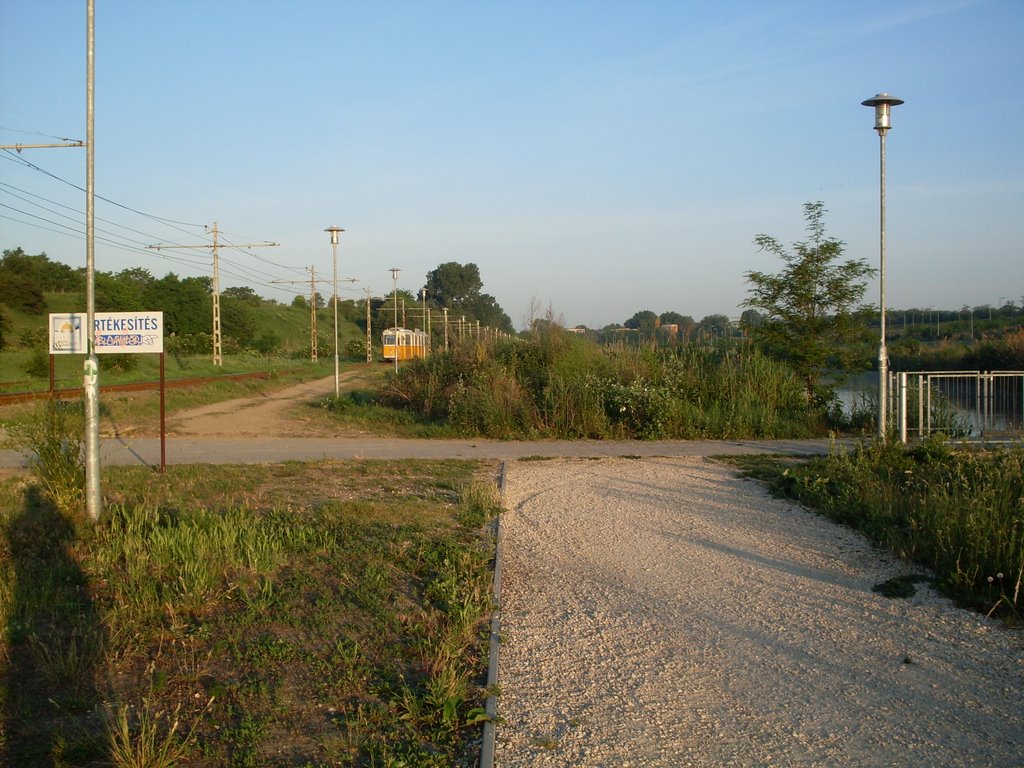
[1,1,1022,331]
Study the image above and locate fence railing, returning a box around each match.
[889,370,1024,442]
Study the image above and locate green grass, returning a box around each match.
[0,349,324,393]
[725,437,1024,621]
[318,387,464,439]
[0,458,501,766]
[0,288,372,393]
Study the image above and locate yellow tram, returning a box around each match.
[382,327,428,362]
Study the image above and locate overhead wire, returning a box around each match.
[1,148,206,231]
[1,151,311,297]
[0,123,83,143]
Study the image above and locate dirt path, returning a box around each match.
[496,456,1024,767]
[166,373,358,437]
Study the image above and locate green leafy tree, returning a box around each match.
[222,285,262,305]
[95,267,154,311]
[739,308,765,330]
[0,307,10,350]
[744,201,875,399]
[624,310,658,339]
[0,249,46,314]
[376,289,417,330]
[0,272,45,314]
[220,295,257,346]
[141,273,211,336]
[464,292,513,332]
[1,248,80,293]
[697,314,731,338]
[423,261,513,332]
[425,262,484,308]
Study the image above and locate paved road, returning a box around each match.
[0,436,846,469]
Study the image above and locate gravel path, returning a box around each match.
[496,456,1024,767]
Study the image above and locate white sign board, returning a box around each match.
[49,312,164,355]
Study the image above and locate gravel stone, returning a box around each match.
[496,456,1024,767]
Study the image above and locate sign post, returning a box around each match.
[50,311,167,472]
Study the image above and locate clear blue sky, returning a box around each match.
[2,0,1021,330]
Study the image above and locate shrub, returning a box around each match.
[102,354,140,374]
[381,334,820,440]
[4,400,86,516]
[23,349,49,379]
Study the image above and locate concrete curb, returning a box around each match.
[479,460,507,768]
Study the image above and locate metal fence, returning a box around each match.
[889,371,1024,442]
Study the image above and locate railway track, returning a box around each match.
[0,370,287,406]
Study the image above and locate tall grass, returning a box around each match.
[0,460,500,766]
[751,438,1024,618]
[2,399,85,515]
[382,330,823,439]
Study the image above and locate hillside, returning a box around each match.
[0,290,371,390]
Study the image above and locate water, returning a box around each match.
[834,371,1023,438]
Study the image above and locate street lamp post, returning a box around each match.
[420,288,427,357]
[390,267,400,372]
[862,92,903,440]
[325,226,345,398]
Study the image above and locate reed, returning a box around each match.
[384,332,822,439]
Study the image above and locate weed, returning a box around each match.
[4,400,85,515]
[376,335,821,440]
[728,440,1024,620]
[0,459,497,765]
[106,694,212,768]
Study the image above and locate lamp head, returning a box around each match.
[324,226,345,246]
[861,93,903,132]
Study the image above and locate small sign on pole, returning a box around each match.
[49,311,164,355]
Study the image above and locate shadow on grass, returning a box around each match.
[3,488,109,766]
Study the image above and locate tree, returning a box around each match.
[0,307,10,351]
[1,248,80,293]
[624,310,658,339]
[697,314,730,337]
[223,286,262,306]
[220,295,258,346]
[95,267,154,311]
[739,308,765,331]
[658,311,688,327]
[744,201,875,399]
[142,274,211,336]
[423,261,513,332]
[0,271,45,314]
[424,262,483,308]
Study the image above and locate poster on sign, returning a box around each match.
[49,314,84,354]
[48,312,164,355]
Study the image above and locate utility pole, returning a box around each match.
[148,223,278,365]
[85,0,99,519]
[364,287,373,363]
[4,5,97,518]
[310,267,318,361]
[271,266,322,361]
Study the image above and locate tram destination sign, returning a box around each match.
[49,311,164,355]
